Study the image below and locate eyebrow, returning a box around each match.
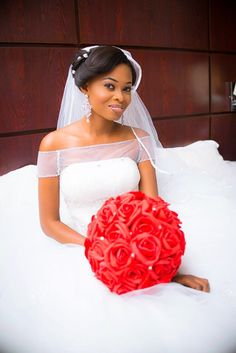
[103,77,132,85]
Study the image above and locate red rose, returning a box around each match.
[87,239,107,272]
[131,214,161,235]
[144,194,168,210]
[112,262,159,293]
[85,191,185,295]
[157,207,181,228]
[113,281,136,295]
[169,251,183,269]
[131,232,161,266]
[97,265,120,291]
[117,200,141,226]
[84,238,91,258]
[87,220,104,242]
[116,192,136,203]
[159,227,185,258]
[153,259,179,282]
[113,260,159,294]
[104,240,133,272]
[104,221,131,242]
[118,262,149,290]
[96,199,118,230]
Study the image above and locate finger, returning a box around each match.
[202,279,210,293]
[182,278,202,291]
[193,282,203,291]
[196,278,210,293]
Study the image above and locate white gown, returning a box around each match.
[0,137,236,353]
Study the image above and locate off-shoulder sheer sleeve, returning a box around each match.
[37,133,155,178]
[137,135,155,163]
[131,128,155,164]
[37,151,59,177]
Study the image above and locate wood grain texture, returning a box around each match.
[79,0,208,49]
[132,49,209,117]
[210,0,236,52]
[0,0,77,44]
[154,116,210,147]
[0,132,47,175]
[211,113,236,161]
[0,47,78,133]
[211,54,236,113]
[1,0,236,176]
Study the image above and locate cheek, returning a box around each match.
[89,88,110,105]
[123,96,131,110]
[126,95,131,105]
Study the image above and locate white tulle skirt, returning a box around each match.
[1,162,236,353]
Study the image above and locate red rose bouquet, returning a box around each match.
[85,191,185,295]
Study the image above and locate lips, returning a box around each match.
[108,104,124,114]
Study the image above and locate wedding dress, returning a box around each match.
[0,136,236,353]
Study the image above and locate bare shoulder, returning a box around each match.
[39,121,83,152]
[39,129,68,152]
[131,127,149,138]
[115,124,149,140]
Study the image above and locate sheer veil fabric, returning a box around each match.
[56,45,162,169]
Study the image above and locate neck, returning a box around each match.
[82,115,117,136]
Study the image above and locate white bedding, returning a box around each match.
[0,140,236,353]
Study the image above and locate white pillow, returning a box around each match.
[156,140,223,173]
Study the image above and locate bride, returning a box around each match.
[38,45,208,291]
[0,45,235,353]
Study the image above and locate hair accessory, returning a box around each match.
[72,52,90,77]
[82,94,92,123]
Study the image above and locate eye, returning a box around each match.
[123,86,132,93]
[104,83,114,90]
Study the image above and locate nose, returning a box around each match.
[114,89,124,102]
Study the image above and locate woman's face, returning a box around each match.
[83,63,133,121]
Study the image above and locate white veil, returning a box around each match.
[57,46,162,168]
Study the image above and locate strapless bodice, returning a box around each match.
[60,157,140,234]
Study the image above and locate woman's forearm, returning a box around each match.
[40,219,85,246]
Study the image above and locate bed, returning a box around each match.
[0,139,236,353]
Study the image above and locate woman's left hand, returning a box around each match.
[172,274,210,292]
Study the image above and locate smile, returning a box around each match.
[108,104,124,113]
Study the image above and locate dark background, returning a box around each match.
[0,0,236,174]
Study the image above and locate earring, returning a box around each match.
[83,94,92,122]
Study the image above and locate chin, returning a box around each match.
[103,115,122,122]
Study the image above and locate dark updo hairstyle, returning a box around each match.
[71,46,137,89]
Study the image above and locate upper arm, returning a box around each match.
[138,160,158,198]
[38,131,61,228]
[38,176,60,229]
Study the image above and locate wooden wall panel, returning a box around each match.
[211,54,236,113]
[154,116,210,147]
[210,0,236,52]
[0,47,77,133]
[1,1,236,174]
[79,0,208,49]
[0,132,46,175]
[211,114,236,161]
[0,0,77,44]
[132,49,209,117]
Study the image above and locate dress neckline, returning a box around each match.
[39,135,148,154]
